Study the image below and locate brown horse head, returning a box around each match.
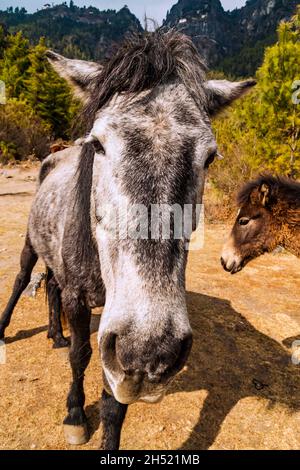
[221,175,300,274]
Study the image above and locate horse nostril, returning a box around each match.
[104,332,117,353]
[161,332,193,381]
[123,368,144,384]
[221,258,236,273]
[181,333,193,363]
[221,256,233,272]
[132,371,144,384]
[101,332,118,368]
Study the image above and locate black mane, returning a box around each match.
[237,174,300,207]
[74,142,97,265]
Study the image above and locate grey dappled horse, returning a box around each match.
[1,31,255,449]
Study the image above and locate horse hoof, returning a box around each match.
[64,423,89,445]
[52,336,70,349]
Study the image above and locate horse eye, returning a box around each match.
[92,139,105,154]
[204,151,217,169]
[238,217,250,226]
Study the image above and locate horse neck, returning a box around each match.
[275,207,300,258]
[280,229,300,258]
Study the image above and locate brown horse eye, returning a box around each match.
[238,217,250,226]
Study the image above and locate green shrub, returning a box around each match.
[0,98,50,163]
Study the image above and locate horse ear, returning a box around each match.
[204,79,256,115]
[259,183,270,206]
[46,50,102,102]
[250,183,270,206]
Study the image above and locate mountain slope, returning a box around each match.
[0,4,142,61]
[164,0,299,75]
[0,1,298,76]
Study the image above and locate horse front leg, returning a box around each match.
[100,389,128,450]
[62,290,92,445]
[0,234,37,339]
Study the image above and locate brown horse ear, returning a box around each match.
[259,183,270,206]
[249,184,270,206]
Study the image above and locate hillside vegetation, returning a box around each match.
[0,4,299,212]
[0,3,142,61]
[0,1,297,76]
[0,29,78,161]
[164,0,298,76]
[209,9,300,212]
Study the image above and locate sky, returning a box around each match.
[0,1,247,24]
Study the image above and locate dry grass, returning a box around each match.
[1,165,300,450]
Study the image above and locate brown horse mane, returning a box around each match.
[237,174,300,209]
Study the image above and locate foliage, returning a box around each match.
[23,38,77,138]
[0,98,50,163]
[0,31,30,97]
[217,35,276,79]
[256,16,300,177]
[0,24,7,58]
[0,3,142,61]
[0,29,79,162]
[210,9,300,204]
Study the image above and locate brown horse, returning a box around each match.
[221,175,300,274]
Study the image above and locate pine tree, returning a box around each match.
[23,38,78,138]
[256,10,300,177]
[0,31,30,98]
[0,25,7,60]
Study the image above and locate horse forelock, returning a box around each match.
[79,30,208,134]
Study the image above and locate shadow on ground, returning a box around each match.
[167,291,300,450]
[4,325,48,344]
[3,292,299,449]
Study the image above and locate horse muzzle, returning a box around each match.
[220,237,244,274]
[100,330,193,404]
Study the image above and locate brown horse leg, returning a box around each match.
[46,269,69,349]
[0,234,37,339]
[62,290,92,445]
[99,389,128,450]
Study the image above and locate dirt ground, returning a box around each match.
[1,164,300,450]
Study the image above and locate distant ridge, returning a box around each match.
[0,0,298,76]
[164,0,299,75]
